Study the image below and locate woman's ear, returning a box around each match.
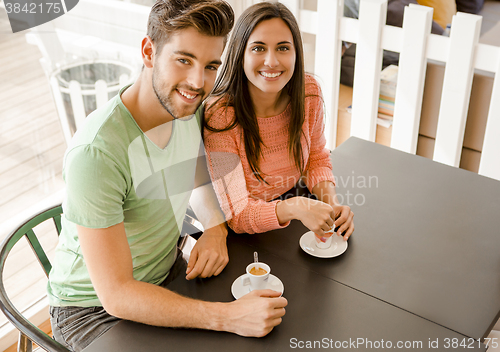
[142,36,154,69]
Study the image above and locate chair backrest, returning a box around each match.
[282,0,500,181]
[28,0,149,71]
[26,0,147,145]
[49,59,135,145]
[0,203,200,351]
[0,205,70,352]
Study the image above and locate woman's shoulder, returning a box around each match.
[303,74,325,126]
[305,74,323,97]
[204,95,236,129]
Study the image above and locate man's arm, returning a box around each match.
[184,153,230,280]
[77,222,287,336]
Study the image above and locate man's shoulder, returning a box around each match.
[66,95,141,165]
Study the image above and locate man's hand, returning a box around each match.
[186,224,229,280]
[332,204,354,240]
[224,290,287,337]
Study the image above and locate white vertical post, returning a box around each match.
[50,76,73,145]
[314,0,344,150]
[119,73,130,88]
[478,51,500,181]
[224,0,246,19]
[433,13,482,167]
[95,80,108,109]
[350,0,387,142]
[279,0,300,19]
[391,4,433,154]
[30,23,65,71]
[69,80,86,131]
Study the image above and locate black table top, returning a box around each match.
[236,137,500,339]
[83,137,497,351]
[84,239,487,352]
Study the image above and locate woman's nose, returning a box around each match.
[264,51,279,68]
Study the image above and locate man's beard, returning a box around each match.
[152,68,205,120]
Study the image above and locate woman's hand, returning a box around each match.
[332,204,354,240]
[276,197,334,237]
[311,180,355,241]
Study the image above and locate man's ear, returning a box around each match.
[142,36,154,68]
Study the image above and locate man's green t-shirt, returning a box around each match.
[47,87,202,307]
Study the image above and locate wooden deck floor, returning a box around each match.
[0,5,65,333]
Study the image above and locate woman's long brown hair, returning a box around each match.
[204,1,306,182]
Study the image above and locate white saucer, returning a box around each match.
[231,274,284,300]
[299,231,348,258]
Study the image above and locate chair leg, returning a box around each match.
[18,332,32,352]
[178,235,188,251]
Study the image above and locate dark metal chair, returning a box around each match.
[0,204,202,352]
[0,204,69,352]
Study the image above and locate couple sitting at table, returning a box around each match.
[47,0,354,350]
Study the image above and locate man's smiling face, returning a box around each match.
[151,27,225,119]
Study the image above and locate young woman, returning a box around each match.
[204,1,354,242]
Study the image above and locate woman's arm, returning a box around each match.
[280,77,354,239]
[307,77,354,239]
[275,196,334,237]
[204,108,289,234]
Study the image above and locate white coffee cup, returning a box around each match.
[315,226,335,249]
[242,262,270,291]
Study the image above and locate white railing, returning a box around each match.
[27,0,500,181]
[283,0,499,181]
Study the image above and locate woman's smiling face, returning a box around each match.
[243,18,296,97]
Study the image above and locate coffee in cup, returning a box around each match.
[249,266,268,276]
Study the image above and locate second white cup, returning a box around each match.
[315,226,335,249]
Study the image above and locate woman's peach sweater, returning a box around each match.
[204,75,335,234]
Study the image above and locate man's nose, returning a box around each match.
[187,68,204,90]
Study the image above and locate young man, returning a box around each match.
[47,1,287,350]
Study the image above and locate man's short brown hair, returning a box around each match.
[147,0,234,54]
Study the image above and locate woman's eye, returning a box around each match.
[278,46,290,52]
[251,46,265,52]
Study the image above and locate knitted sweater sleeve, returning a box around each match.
[204,104,289,234]
[303,76,336,191]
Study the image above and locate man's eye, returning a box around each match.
[178,58,189,64]
[206,65,219,71]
